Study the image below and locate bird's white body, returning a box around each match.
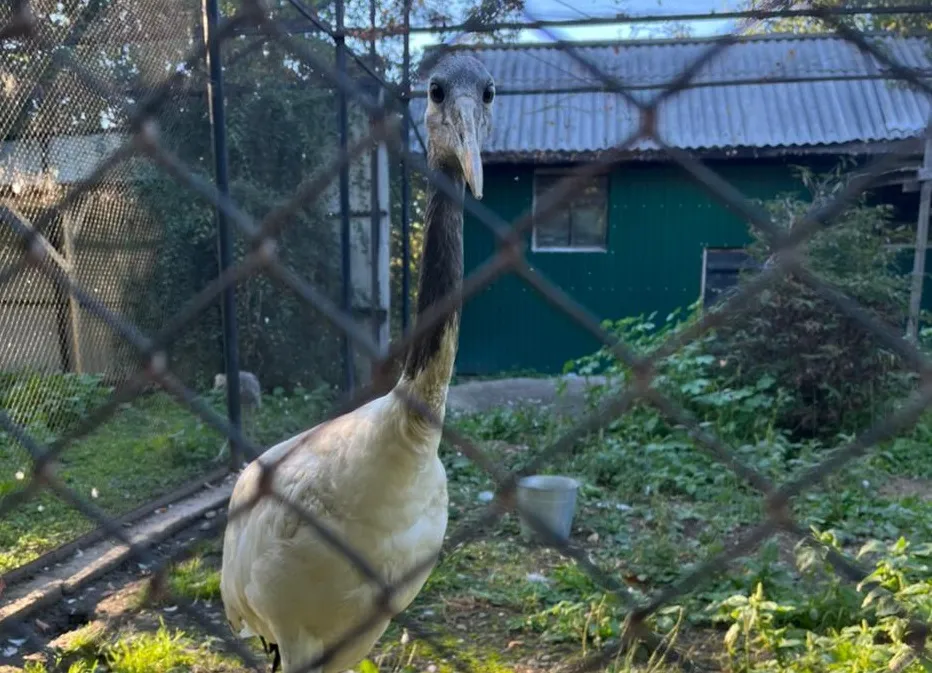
[220,51,493,673]
[220,390,449,673]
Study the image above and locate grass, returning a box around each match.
[17,396,932,673]
[25,621,243,673]
[424,403,932,672]
[0,374,333,574]
[167,556,222,602]
[6,343,932,671]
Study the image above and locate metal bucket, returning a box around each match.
[516,475,579,543]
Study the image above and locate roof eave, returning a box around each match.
[406,138,925,164]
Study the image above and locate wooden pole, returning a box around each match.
[907,134,932,342]
[60,208,84,373]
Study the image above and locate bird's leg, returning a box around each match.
[256,637,281,673]
[270,643,282,673]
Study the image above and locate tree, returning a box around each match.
[125,34,347,391]
[740,0,932,35]
[0,0,525,389]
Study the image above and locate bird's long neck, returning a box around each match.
[396,160,465,427]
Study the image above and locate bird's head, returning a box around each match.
[424,52,494,200]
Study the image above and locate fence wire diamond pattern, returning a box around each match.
[1,1,932,672]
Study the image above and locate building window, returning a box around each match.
[532,171,609,252]
[700,247,762,307]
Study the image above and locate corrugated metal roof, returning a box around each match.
[407,33,932,161]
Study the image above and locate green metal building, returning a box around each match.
[411,33,931,375]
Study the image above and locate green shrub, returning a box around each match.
[0,371,112,434]
[120,38,347,393]
[709,163,911,439]
[569,308,790,443]
[570,163,912,441]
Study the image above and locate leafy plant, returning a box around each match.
[0,371,112,435]
[569,162,914,443]
[717,583,799,669]
[709,161,911,439]
[709,537,932,672]
[568,308,790,443]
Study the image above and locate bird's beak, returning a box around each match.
[453,98,484,200]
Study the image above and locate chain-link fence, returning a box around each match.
[0,0,236,576]
[2,0,932,671]
[0,0,383,576]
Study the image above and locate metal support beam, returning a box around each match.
[400,0,412,333]
[368,0,382,349]
[203,0,243,466]
[61,208,84,374]
[336,0,355,393]
[907,134,932,342]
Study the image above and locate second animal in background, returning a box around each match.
[213,370,262,463]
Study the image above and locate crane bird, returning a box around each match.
[219,53,495,673]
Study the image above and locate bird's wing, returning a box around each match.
[220,427,317,642]
[222,462,390,671]
[219,394,438,668]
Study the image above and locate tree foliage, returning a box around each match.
[2,0,533,392]
[741,0,932,35]
[2,1,353,391]
[710,162,912,438]
[125,37,347,391]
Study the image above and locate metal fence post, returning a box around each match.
[369,0,381,347]
[400,0,412,333]
[202,0,243,467]
[907,134,932,341]
[336,0,355,393]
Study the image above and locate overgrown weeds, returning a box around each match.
[441,389,932,670]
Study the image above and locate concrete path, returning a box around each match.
[448,374,608,415]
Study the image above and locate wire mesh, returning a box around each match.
[0,0,250,572]
[1,0,932,671]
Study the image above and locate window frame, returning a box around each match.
[700,246,761,308]
[530,167,610,254]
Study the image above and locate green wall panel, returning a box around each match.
[891,247,932,317]
[457,159,816,376]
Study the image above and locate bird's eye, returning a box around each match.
[482,84,495,104]
[429,82,445,104]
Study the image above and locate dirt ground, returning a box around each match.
[0,498,600,673]
[0,517,227,670]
